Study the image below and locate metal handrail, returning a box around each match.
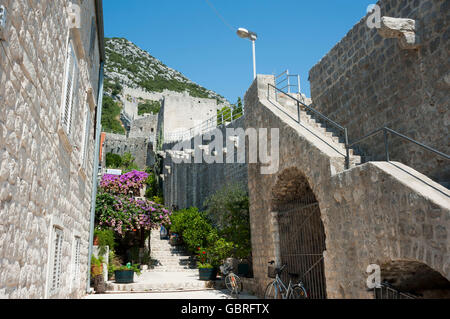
[268,83,449,171]
[349,127,450,163]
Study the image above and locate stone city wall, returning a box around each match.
[162,116,248,210]
[103,133,155,170]
[0,0,101,298]
[308,0,449,186]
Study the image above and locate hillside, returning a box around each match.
[104,37,228,104]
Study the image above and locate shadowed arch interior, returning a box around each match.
[271,167,327,299]
[379,260,450,299]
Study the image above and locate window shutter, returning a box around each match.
[62,41,79,136]
[73,237,81,286]
[51,227,63,293]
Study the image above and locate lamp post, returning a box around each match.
[237,28,258,80]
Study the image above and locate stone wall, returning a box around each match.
[128,114,158,142]
[308,0,449,186]
[103,133,155,170]
[161,94,221,141]
[245,75,450,299]
[162,116,248,210]
[0,0,102,298]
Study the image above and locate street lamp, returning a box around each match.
[237,27,258,80]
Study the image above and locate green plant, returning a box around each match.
[170,207,212,253]
[204,183,251,260]
[94,229,116,255]
[101,95,125,135]
[106,153,123,168]
[197,262,214,269]
[108,250,122,279]
[91,255,105,277]
[138,100,161,115]
[114,264,141,276]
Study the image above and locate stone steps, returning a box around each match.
[277,105,362,168]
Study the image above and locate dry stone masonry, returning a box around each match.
[0,0,103,299]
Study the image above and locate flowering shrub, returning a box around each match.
[100,170,149,196]
[96,192,171,236]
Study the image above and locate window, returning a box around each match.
[81,106,91,170]
[61,41,79,137]
[72,236,81,288]
[50,227,63,295]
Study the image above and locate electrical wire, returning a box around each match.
[204,0,236,33]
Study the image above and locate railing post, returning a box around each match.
[287,69,290,94]
[297,101,301,123]
[384,128,390,162]
[345,128,350,170]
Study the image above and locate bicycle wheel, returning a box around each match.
[264,281,282,299]
[225,274,243,293]
[289,285,308,299]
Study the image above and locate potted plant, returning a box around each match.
[114,263,141,284]
[91,255,106,293]
[198,262,218,281]
[91,255,104,278]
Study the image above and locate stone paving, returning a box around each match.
[84,290,258,300]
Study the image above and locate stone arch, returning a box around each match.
[270,167,327,299]
[378,260,450,299]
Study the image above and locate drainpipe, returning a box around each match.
[86,61,104,293]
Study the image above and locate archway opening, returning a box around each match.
[377,260,450,299]
[271,168,327,299]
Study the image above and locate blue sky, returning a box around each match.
[103,0,375,103]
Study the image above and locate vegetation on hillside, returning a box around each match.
[101,96,125,135]
[104,37,228,104]
[138,100,161,115]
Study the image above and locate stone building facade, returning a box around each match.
[0,0,104,298]
[308,0,449,186]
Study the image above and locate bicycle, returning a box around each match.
[220,263,243,297]
[264,260,308,299]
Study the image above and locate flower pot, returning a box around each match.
[199,268,218,281]
[114,270,134,284]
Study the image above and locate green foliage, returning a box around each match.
[121,153,140,173]
[104,78,123,96]
[106,153,122,169]
[94,229,116,256]
[197,262,214,269]
[217,98,243,125]
[108,250,122,279]
[101,95,125,135]
[203,183,251,260]
[105,152,139,172]
[138,100,161,115]
[169,207,213,253]
[113,264,141,276]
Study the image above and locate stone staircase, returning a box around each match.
[276,93,362,169]
[106,230,205,292]
[149,229,198,273]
